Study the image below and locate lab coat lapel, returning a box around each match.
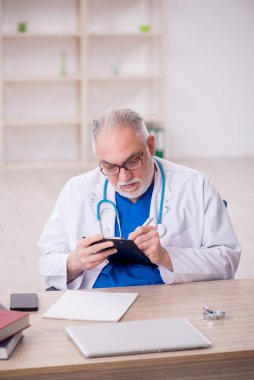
[150,160,173,231]
[90,178,116,237]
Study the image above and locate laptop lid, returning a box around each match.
[66,318,212,358]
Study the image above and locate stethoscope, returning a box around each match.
[96,158,167,238]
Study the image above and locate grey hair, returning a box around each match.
[92,108,149,152]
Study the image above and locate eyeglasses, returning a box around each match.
[99,152,144,176]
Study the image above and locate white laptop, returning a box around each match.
[66,318,212,358]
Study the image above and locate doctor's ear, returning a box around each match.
[147,134,156,156]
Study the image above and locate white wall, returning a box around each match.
[165,0,254,158]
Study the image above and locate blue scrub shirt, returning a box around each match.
[93,182,164,288]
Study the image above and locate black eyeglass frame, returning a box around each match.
[99,152,144,176]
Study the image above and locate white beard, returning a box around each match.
[115,161,155,199]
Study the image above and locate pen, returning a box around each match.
[142,217,153,226]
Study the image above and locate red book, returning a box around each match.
[0,309,30,342]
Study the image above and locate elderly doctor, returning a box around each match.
[38,108,241,290]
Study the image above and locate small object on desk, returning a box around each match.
[203,305,226,320]
[10,293,38,311]
[0,309,30,342]
[0,331,23,360]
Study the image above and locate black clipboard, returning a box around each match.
[93,238,156,267]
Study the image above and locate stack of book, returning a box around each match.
[0,304,30,360]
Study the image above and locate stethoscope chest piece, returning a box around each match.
[157,223,166,238]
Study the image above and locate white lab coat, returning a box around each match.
[38,158,241,290]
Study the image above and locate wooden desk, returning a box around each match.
[1,279,254,380]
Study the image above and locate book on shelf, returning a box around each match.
[0,331,23,360]
[0,309,30,342]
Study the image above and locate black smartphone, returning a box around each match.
[92,238,156,267]
[10,293,38,311]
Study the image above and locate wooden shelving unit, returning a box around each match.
[88,76,161,81]
[88,33,162,37]
[2,33,82,38]
[3,118,81,127]
[0,0,166,167]
[3,76,81,83]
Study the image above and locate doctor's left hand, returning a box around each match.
[128,226,173,271]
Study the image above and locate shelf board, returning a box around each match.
[3,76,81,83]
[2,160,97,170]
[88,32,162,38]
[4,119,81,127]
[2,32,81,38]
[88,75,161,81]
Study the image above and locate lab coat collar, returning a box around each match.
[90,174,116,237]
[149,159,173,229]
[91,173,116,204]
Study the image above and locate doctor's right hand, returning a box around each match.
[67,234,117,283]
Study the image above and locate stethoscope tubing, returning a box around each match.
[155,159,165,225]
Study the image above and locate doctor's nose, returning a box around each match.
[118,167,133,181]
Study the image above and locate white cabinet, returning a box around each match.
[0,0,166,167]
